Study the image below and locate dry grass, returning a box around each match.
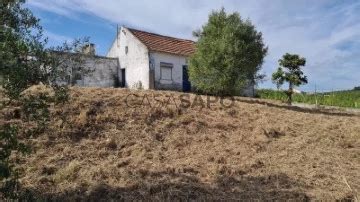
[2,87,360,201]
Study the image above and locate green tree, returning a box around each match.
[272,53,308,104]
[189,8,268,96]
[1,0,49,98]
[0,0,51,198]
[0,0,88,198]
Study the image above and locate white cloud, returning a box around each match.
[27,0,77,18]
[28,0,360,90]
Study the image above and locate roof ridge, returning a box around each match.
[126,27,195,43]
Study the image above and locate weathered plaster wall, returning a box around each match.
[150,52,187,91]
[241,82,256,97]
[56,53,119,88]
[80,57,119,87]
[107,27,150,89]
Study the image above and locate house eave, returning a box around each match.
[149,50,193,58]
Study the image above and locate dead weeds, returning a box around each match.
[1,87,359,200]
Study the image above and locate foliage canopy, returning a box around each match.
[1,0,88,198]
[189,8,268,96]
[272,53,308,104]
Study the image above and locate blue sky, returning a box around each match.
[27,0,360,91]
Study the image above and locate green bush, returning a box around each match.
[0,125,30,199]
[189,8,267,96]
[0,1,83,198]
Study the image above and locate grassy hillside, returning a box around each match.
[257,89,360,108]
[1,87,360,200]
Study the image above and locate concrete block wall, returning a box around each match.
[81,57,119,87]
[55,53,119,88]
[241,82,256,97]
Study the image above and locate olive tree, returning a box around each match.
[0,0,88,198]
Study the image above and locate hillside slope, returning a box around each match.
[3,87,360,200]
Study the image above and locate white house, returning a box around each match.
[68,26,255,96]
[107,26,195,92]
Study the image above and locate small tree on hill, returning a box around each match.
[272,53,308,104]
[189,8,268,96]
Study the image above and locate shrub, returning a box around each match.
[189,8,267,96]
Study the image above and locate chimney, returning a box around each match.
[82,43,96,55]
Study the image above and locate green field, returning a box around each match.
[257,89,360,109]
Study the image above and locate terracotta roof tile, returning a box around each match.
[127,28,196,57]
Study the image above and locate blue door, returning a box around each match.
[183,65,191,92]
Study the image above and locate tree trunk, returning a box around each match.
[287,82,294,105]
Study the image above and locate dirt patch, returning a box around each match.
[2,87,360,200]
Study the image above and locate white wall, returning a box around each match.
[107,27,150,89]
[150,52,187,91]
